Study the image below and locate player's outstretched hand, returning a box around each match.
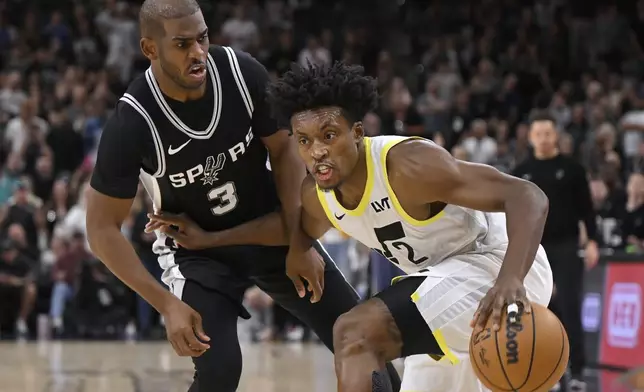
[161,296,210,357]
[286,247,325,303]
[470,276,531,332]
[145,212,213,249]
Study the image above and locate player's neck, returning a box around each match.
[534,149,559,160]
[151,64,207,102]
[335,144,369,210]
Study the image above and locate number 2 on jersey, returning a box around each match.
[207,181,238,215]
[374,221,428,265]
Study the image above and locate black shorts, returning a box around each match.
[169,240,359,334]
[375,277,444,358]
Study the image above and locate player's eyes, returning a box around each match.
[197,35,208,43]
[324,132,336,140]
[298,138,308,145]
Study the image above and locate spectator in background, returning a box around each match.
[0,240,37,337]
[298,35,331,68]
[1,182,40,255]
[222,4,259,53]
[0,71,27,116]
[54,181,90,253]
[0,153,22,204]
[102,2,138,84]
[48,235,82,336]
[4,99,48,155]
[623,172,644,253]
[461,118,497,164]
[591,175,626,249]
[380,77,424,136]
[512,112,598,391]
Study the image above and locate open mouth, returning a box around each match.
[188,63,206,80]
[315,164,333,181]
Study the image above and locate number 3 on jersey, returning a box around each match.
[208,181,238,215]
[374,221,428,265]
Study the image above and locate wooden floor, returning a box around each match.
[0,341,336,392]
[0,340,618,392]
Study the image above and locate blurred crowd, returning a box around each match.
[0,0,643,342]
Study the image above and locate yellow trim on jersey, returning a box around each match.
[411,288,460,365]
[332,137,375,217]
[380,138,446,226]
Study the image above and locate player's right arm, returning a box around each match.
[300,174,333,240]
[86,102,209,357]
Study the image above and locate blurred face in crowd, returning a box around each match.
[362,112,381,136]
[627,173,644,200]
[471,120,487,139]
[529,120,558,158]
[36,156,53,177]
[293,107,363,191]
[13,184,28,205]
[141,10,209,91]
[7,223,26,246]
[590,179,608,207]
[19,99,35,120]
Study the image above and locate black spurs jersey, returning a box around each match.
[91,46,281,235]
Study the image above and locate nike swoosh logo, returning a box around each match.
[334,213,346,220]
[168,140,191,155]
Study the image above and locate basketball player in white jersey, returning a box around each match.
[147,62,554,392]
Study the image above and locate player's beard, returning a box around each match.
[158,50,205,91]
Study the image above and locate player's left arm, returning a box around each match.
[238,51,311,249]
[239,51,324,301]
[392,140,548,281]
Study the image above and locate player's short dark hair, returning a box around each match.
[139,0,201,38]
[266,61,379,127]
[528,110,556,126]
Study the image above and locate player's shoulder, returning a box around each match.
[122,71,151,100]
[384,136,445,167]
[382,136,458,188]
[101,94,151,143]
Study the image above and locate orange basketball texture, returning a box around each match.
[469,303,570,392]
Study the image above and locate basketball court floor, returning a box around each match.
[0,340,614,392]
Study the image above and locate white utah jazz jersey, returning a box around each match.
[316,136,510,275]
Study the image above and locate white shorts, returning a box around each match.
[401,354,488,392]
[399,245,553,392]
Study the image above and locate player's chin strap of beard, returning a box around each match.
[507,302,521,323]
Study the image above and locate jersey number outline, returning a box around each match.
[374,221,428,265]
[207,181,238,215]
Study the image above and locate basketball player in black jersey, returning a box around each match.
[85,0,400,391]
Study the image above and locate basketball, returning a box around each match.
[469,303,570,392]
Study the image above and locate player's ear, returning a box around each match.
[352,121,364,143]
[140,38,158,61]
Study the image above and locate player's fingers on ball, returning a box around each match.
[490,305,504,330]
[474,298,491,327]
[519,297,532,313]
